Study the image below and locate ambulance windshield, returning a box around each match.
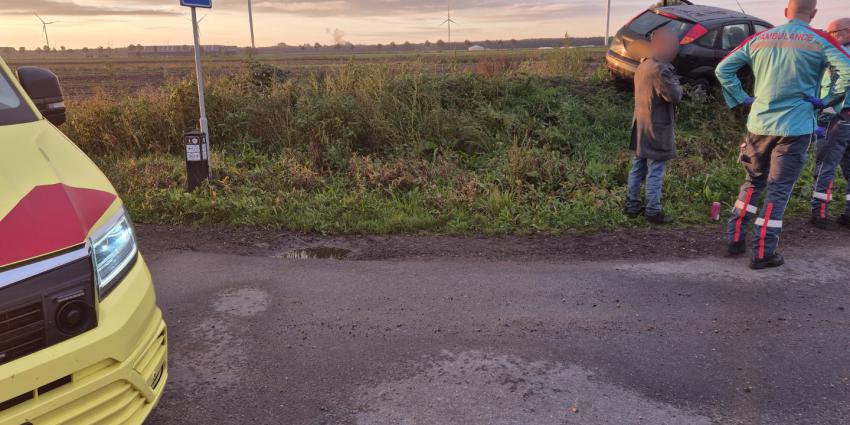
[0,70,37,126]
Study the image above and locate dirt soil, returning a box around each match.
[135,219,848,262]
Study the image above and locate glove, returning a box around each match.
[805,96,826,109]
[742,96,755,106]
[816,126,827,138]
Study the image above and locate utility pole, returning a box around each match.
[605,0,612,47]
[248,0,256,49]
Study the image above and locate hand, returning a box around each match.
[816,127,827,138]
[742,96,755,106]
[805,96,826,109]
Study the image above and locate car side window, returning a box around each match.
[695,29,720,49]
[754,24,770,34]
[721,24,750,50]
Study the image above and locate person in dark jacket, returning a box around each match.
[625,27,683,224]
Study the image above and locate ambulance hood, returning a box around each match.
[0,120,118,269]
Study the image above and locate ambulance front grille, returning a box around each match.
[0,246,96,367]
[0,301,46,366]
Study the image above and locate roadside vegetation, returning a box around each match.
[62,50,830,233]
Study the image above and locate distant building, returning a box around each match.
[468,45,486,51]
[537,47,554,50]
[139,45,239,56]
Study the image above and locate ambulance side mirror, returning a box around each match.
[17,66,66,127]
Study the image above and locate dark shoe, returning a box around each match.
[645,212,674,225]
[750,253,785,270]
[728,240,747,257]
[837,214,850,228]
[625,206,645,219]
[811,216,829,230]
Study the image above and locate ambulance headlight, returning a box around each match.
[91,209,138,298]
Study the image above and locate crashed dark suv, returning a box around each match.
[606,4,772,91]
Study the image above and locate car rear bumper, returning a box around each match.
[605,50,640,80]
[0,255,167,425]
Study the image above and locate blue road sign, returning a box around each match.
[180,0,212,8]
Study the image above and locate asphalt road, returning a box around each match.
[143,240,850,425]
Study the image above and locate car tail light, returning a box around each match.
[680,24,708,45]
[610,38,627,56]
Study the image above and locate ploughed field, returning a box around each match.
[6,49,603,100]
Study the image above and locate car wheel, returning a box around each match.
[609,71,632,91]
[686,78,711,102]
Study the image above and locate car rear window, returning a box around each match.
[628,11,694,38]
[0,70,37,126]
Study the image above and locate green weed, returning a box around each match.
[61,52,838,234]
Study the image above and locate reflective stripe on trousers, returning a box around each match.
[811,117,850,218]
[726,133,811,258]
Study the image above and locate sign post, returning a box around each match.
[184,131,208,190]
[180,0,213,181]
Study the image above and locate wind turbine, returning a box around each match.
[185,14,208,39]
[35,14,58,51]
[440,3,456,51]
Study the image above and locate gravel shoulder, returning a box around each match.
[136,220,849,262]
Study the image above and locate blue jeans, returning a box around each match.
[811,117,850,218]
[627,156,667,216]
[726,133,812,259]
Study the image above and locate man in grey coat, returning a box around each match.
[625,27,683,224]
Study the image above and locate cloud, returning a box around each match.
[1,0,178,16]
[247,0,602,19]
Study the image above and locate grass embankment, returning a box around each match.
[63,51,832,234]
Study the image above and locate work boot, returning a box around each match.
[728,240,747,256]
[750,253,785,270]
[837,214,850,228]
[624,206,645,219]
[645,211,674,225]
[810,215,829,230]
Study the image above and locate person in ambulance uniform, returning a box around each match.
[716,0,850,269]
[810,18,850,229]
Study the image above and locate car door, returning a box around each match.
[673,25,721,82]
[716,22,751,59]
[716,22,759,88]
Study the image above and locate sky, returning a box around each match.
[0,0,846,49]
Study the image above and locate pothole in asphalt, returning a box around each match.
[354,350,716,425]
[280,246,351,260]
[212,287,270,317]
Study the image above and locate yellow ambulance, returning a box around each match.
[0,56,167,424]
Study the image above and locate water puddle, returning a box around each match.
[280,246,351,260]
